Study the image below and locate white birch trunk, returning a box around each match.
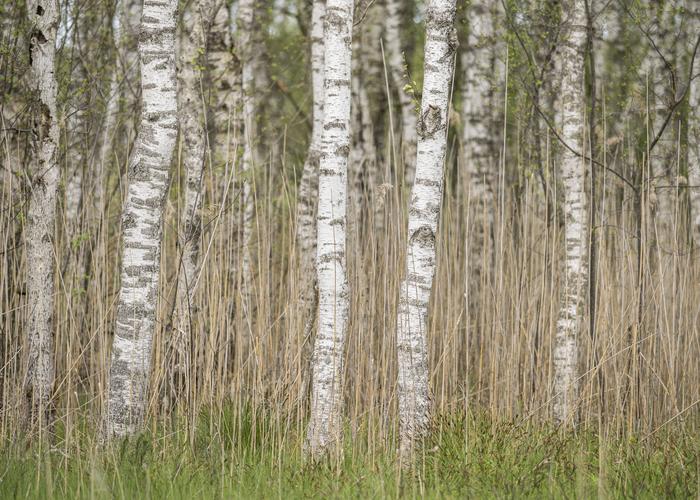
[103,0,178,439]
[170,0,209,394]
[305,0,354,460]
[688,4,700,245]
[210,1,242,166]
[25,0,60,430]
[95,33,121,211]
[94,0,139,212]
[644,2,676,241]
[64,139,83,229]
[237,0,257,303]
[553,0,587,426]
[252,0,270,145]
[348,49,369,239]
[385,0,419,186]
[64,106,84,230]
[62,3,85,231]
[396,0,456,456]
[297,0,325,338]
[359,0,384,219]
[461,0,497,299]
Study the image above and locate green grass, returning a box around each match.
[1,409,698,499]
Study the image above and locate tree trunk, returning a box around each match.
[461,0,497,310]
[689,4,700,245]
[25,0,60,432]
[348,43,375,240]
[94,0,142,212]
[103,0,178,439]
[385,0,419,186]
[169,0,210,403]
[644,2,677,246]
[62,2,87,232]
[355,0,381,199]
[64,109,84,231]
[209,1,242,168]
[552,0,587,426]
[297,0,325,347]
[305,0,354,460]
[396,0,456,457]
[237,0,258,309]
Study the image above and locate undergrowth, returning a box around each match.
[1,408,697,499]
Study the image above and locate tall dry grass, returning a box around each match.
[1,62,699,465]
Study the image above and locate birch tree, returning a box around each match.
[396,0,456,456]
[209,1,241,166]
[60,1,83,231]
[305,0,354,460]
[348,0,380,238]
[360,1,384,213]
[348,43,369,239]
[237,0,258,306]
[94,0,142,211]
[169,0,210,398]
[103,0,178,439]
[461,0,497,304]
[24,0,60,430]
[297,0,325,340]
[644,2,677,244]
[552,0,587,426]
[64,102,85,231]
[385,0,419,186]
[689,2,700,245]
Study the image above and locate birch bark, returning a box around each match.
[25,0,60,430]
[209,1,242,165]
[305,0,354,460]
[385,0,419,186]
[396,0,456,456]
[297,0,325,340]
[360,0,383,199]
[62,2,86,231]
[644,2,676,243]
[689,3,700,245]
[552,0,587,426]
[348,45,373,239]
[64,108,84,230]
[94,0,141,211]
[103,0,178,439]
[170,0,211,397]
[461,0,497,301]
[237,0,257,304]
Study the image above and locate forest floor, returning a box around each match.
[1,408,698,499]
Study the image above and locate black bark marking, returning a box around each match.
[409,225,435,248]
[418,105,443,139]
